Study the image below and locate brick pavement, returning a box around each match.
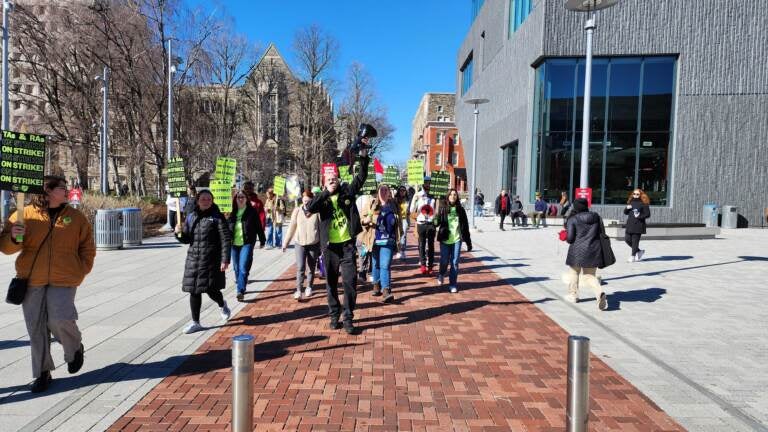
[108,238,684,431]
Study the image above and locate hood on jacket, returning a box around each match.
[574,211,601,225]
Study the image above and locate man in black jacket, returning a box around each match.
[306,145,369,334]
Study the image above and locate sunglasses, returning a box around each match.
[237,196,247,200]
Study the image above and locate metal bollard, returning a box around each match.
[566,336,590,432]
[232,335,254,432]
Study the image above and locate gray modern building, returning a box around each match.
[456,0,768,226]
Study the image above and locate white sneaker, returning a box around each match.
[627,255,636,263]
[437,274,444,286]
[636,250,645,261]
[304,287,312,298]
[566,293,578,303]
[293,290,301,300]
[182,321,203,334]
[449,286,458,293]
[368,275,374,283]
[394,252,401,260]
[220,303,231,322]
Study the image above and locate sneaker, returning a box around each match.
[236,292,244,302]
[343,321,358,335]
[68,344,85,374]
[382,288,394,303]
[427,268,434,276]
[627,255,636,263]
[449,286,458,293]
[372,283,382,296]
[394,252,401,260]
[220,303,231,322]
[329,317,342,330]
[182,321,203,334]
[636,250,645,261]
[304,287,313,298]
[368,275,374,283]
[436,274,444,286]
[30,371,52,393]
[598,292,608,311]
[419,265,427,275]
[293,290,301,300]
[566,293,578,303]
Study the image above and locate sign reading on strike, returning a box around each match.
[383,165,400,186]
[321,163,338,184]
[575,187,592,207]
[273,175,286,196]
[166,157,188,198]
[213,157,237,184]
[407,159,424,186]
[362,160,378,192]
[337,165,352,185]
[430,170,450,198]
[0,129,46,194]
[210,180,233,213]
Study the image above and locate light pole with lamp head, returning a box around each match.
[1,0,13,222]
[564,0,620,195]
[464,97,489,230]
[163,39,178,231]
[94,67,109,195]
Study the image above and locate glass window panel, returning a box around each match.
[641,57,675,132]
[638,132,669,205]
[543,60,576,132]
[603,132,639,204]
[534,132,573,202]
[576,59,609,135]
[607,58,641,132]
[572,132,605,205]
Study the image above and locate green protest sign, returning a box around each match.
[273,175,286,196]
[407,159,424,186]
[166,157,187,198]
[383,165,400,186]
[430,170,450,198]
[338,165,353,184]
[362,160,378,192]
[0,130,46,194]
[209,180,233,213]
[214,157,237,184]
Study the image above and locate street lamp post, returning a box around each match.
[95,67,109,195]
[564,0,620,190]
[464,98,489,230]
[1,0,13,222]
[163,39,176,231]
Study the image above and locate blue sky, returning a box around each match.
[185,0,470,164]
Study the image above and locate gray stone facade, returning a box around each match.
[456,0,768,226]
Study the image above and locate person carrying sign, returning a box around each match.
[409,180,437,275]
[305,143,370,335]
[0,176,96,393]
[264,188,286,249]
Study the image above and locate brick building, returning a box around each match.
[410,93,466,192]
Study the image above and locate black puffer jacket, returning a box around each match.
[228,205,265,247]
[435,204,472,251]
[566,211,603,268]
[624,199,650,234]
[307,156,369,248]
[176,205,232,294]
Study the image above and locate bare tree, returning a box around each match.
[338,62,394,158]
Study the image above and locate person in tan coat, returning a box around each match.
[0,176,96,393]
[283,191,321,300]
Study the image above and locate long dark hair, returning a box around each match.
[438,188,462,219]
[31,176,67,209]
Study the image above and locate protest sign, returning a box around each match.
[286,175,301,201]
[337,165,353,184]
[383,165,400,186]
[430,170,450,197]
[0,129,46,194]
[321,163,338,183]
[166,157,188,198]
[214,157,237,184]
[362,160,378,192]
[273,175,286,196]
[407,159,424,186]
[209,180,233,213]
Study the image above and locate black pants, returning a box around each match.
[189,289,225,322]
[169,210,178,230]
[499,213,507,228]
[324,241,358,323]
[625,233,642,256]
[417,223,436,268]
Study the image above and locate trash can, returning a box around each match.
[121,207,143,246]
[702,203,719,228]
[94,209,122,250]
[721,205,738,229]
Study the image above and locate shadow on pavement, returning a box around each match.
[580,288,667,311]
[603,259,749,282]
[640,255,693,262]
[739,256,768,261]
[125,243,181,250]
[231,304,329,326]
[0,335,326,404]
[0,339,30,350]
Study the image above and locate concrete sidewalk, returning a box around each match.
[0,234,293,432]
[470,216,768,432]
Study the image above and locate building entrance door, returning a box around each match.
[501,141,518,197]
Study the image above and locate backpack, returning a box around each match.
[374,209,396,246]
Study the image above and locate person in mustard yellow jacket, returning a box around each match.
[0,176,96,393]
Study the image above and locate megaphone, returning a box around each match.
[349,123,377,154]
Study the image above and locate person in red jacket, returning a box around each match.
[243,181,266,240]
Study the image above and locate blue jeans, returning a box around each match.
[474,205,483,217]
[439,241,462,287]
[231,243,254,294]
[372,244,394,289]
[265,221,282,248]
[399,219,408,258]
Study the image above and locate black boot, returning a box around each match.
[371,282,382,296]
[30,371,52,393]
[329,316,342,330]
[343,320,358,335]
[68,344,85,374]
